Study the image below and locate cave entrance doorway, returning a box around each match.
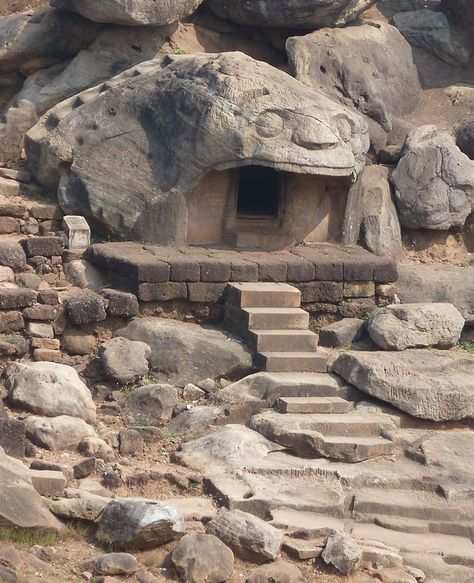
[236,166,281,220]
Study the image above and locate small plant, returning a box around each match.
[458,340,474,352]
[174,47,187,55]
[145,371,160,383]
[213,377,225,392]
[35,263,45,276]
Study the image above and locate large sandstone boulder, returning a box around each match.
[0,8,99,75]
[3,361,96,422]
[393,9,471,67]
[97,498,184,550]
[0,446,62,531]
[117,317,253,386]
[332,350,474,421]
[287,22,421,137]
[207,0,376,28]
[25,415,96,450]
[51,0,204,25]
[367,303,465,350]
[26,52,369,242]
[391,126,474,230]
[343,165,403,259]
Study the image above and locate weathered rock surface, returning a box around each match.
[393,9,471,66]
[456,118,474,160]
[82,553,138,576]
[48,494,108,521]
[208,508,283,563]
[168,406,224,434]
[3,361,96,422]
[343,165,403,258]
[26,52,368,242]
[171,533,234,583]
[246,560,303,583]
[367,303,465,350]
[0,241,27,270]
[125,384,178,424]
[391,126,474,230]
[322,532,362,575]
[287,22,421,135]
[52,0,204,25]
[207,0,376,28]
[333,350,474,421]
[99,337,151,384]
[97,498,184,550]
[118,317,252,386]
[25,415,96,450]
[0,8,99,75]
[0,446,62,531]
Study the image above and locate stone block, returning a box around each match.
[0,217,20,234]
[187,283,226,303]
[0,413,26,458]
[0,176,20,197]
[200,259,231,282]
[254,257,287,282]
[138,282,187,302]
[314,260,343,281]
[30,469,67,497]
[0,311,24,333]
[23,236,64,258]
[230,260,258,282]
[66,291,108,325]
[170,258,200,282]
[343,261,373,282]
[30,204,62,220]
[319,318,366,348]
[0,203,28,218]
[0,242,27,270]
[0,288,36,309]
[373,260,398,283]
[38,289,60,305]
[135,260,170,283]
[286,259,315,282]
[33,348,62,362]
[344,282,376,298]
[23,304,58,321]
[27,322,54,338]
[118,429,144,455]
[16,272,41,289]
[62,215,91,249]
[0,266,14,283]
[298,282,344,303]
[338,298,377,319]
[30,338,61,350]
[102,289,139,318]
[73,457,96,479]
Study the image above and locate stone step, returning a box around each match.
[249,411,396,462]
[256,351,327,373]
[276,396,354,414]
[353,489,471,524]
[238,307,310,330]
[226,282,301,308]
[366,513,473,539]
[249,329,318,352]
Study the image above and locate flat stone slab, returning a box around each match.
[86,243,397,292]
[333,350,474,421]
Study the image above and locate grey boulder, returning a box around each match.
[367,303,465,350]
[287,22,421,135]
[207,508,283,563]
[26,52,368,243]
[333,349,474,421]
[322,532,362,575]
[81,553,138,576]
[97,498,184,550]
[0,446,62,531]
[118,317,252,386]
[391,125,474,230]
[393,9,472,67]
[51,0,204,25]
[168,406,224,434]
[4,361,96,422]
[171,533,234,583]
[0,8,99,74]
[25,415,96,450]
[125,384,178,424]
[99,337,151,384]
[207,0,376,28]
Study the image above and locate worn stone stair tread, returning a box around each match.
[276,396,353,414]
[249,329,318,352]
[368,513,473,538]
[269,508,345,533]
[353,489,471,522]
[228,282,301,308]
[257,351,327,373]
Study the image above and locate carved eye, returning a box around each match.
[255,111,285,138]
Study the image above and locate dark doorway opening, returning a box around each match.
[236,166,280,219]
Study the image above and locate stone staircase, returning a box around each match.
[224,282,326,373]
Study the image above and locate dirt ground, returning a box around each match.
[0,0,48,16]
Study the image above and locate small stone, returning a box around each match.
[66,291,107,325]
[82,553,138,577]
[22,236,64,258]
[322,532,362,575]
[125,384,178,425]
[78,437,115,461]
[30,469,67,497]
[16,272,41,289]
[30,338,60,350]
[99,337,151,384]
[23,304,57,321]
[0,217,20,234]
[33,348,62,362]
[118,429,144,455]
[246,560,303,583]
[0,241,26,270]
[0,288,36,309]
[182,383,206,401]
[74,458,97,479]
[101,289,139,318]
[38,289,59,305]
[26,322,54,338]
[319,318,365,348]
[0,311,24,333]
[61,329,97,355]
[0,266,14,282]
[21,216,39,235]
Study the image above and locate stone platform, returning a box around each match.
[86,243,397,304]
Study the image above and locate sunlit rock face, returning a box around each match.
[26,52,369,243]
[207,0,377,29]
[51,0,205,26]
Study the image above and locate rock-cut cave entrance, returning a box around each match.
[236,165,281,219]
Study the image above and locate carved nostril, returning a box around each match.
[292,122,339,150]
